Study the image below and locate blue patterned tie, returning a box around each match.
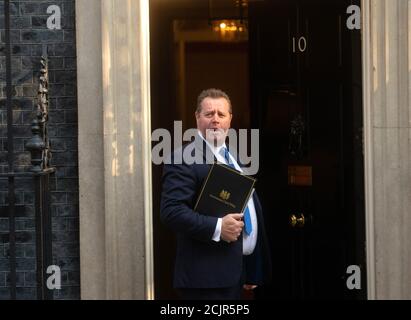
[222,147,252,235]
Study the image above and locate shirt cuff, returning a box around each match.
[212,218,222,242]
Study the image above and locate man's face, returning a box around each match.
[196,97,232,146]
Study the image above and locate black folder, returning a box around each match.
[194,163,256,216]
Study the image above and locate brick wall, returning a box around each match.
[0,0,79,299]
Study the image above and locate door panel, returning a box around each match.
[249,0,366,299]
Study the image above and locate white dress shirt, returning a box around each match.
[197,132,258,255]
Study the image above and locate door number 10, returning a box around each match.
[292,36,307,53]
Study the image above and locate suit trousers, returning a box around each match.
[177,262,246,300]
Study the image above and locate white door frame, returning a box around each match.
[361,0,375,300]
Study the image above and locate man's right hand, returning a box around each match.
[221,213,244,243]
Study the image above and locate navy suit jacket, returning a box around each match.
[160,137,271,289]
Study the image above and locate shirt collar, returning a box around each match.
[197,130,226,157]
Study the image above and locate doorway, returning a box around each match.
[150,0,366,299]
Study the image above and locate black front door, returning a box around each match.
[249,0,366,299]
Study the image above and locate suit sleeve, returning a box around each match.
[160,162,218,242]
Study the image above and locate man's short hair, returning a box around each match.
[196,88,232,114]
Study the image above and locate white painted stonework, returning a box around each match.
[76,0,153,300]
[363,0,411,300]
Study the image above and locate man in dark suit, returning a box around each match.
[160,88,271,300]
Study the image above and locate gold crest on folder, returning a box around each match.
[219,190,231,201]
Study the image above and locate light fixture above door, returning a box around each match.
[208,0,248,36]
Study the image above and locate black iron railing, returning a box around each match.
[1,0,55,300]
